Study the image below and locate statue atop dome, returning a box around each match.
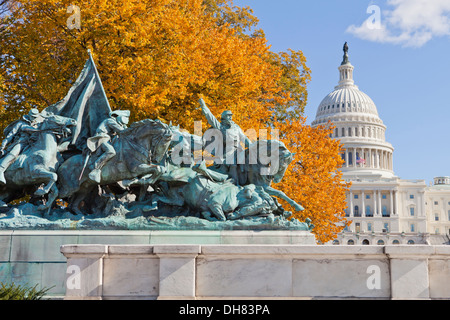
[341,42,349,65]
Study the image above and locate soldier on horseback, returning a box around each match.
[86,110,130,183]
[198,98,251,184]
[0,108,41,185]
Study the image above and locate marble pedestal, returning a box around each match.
[60,243,450,300]
[0,230,315,298]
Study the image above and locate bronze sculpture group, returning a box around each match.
[0,53,308,228]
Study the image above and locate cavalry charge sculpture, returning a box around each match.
[0,53,312,231]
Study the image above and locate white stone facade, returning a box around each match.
[312,49,450,244]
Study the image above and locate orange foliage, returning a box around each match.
[274,119,351,243]
[0,0,309,132]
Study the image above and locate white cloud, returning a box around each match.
[347,0,450,47]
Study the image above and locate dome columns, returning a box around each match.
[341,147,393,172]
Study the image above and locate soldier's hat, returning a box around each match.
[221,110,233,119]
[110,110,130,118]
[28,108,40,118]
[23,108,40,121]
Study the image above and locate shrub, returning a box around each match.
[0,282,52,300]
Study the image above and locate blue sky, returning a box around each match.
[234,0,450,184]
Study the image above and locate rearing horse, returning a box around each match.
[57,119,173,215]
[0,114,77,211]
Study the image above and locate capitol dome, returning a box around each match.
[311,43,395,179]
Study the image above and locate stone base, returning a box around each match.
[0,230,315,298]
[60,244,450,300]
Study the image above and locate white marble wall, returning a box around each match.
[61,244,450,300]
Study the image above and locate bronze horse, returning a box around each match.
[0,114,77,212]
[57,119,173,215]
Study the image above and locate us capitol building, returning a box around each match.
[312,44,450,245]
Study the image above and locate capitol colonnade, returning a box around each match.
[347,189,400,218]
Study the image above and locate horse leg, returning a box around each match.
[33,170,58,197]
[37,184,58,214]
[206,201,226,221]
[134,164,165,183]
[68,192,86,216]
[264,186,304,212]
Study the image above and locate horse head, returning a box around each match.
[38,113,77,134]
[123,119,173,164]
[273,146,295,184]
[253,139,294,184]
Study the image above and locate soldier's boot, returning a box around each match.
[88,151,115,183]
[0,168,6,185]
[88,169,102,184]
[0,154,16,185]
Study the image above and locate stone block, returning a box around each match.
[292,259,390,298]
[156,245,200,299]
[75,231,151,245]
[0,262,12,283]
[390,259,429,299]
[428,259,450,299]
[196,257,292,298]
[63,256,104,299]
[103,257,159,299]
[9,262,42,287]
[149,231,222,244]
[0,231,12,262]
[10,231,79,262]
[40,262,67,297]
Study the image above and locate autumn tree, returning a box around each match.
[0,0,348,242]
[0,0,308,131]
[274,119,350,243]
